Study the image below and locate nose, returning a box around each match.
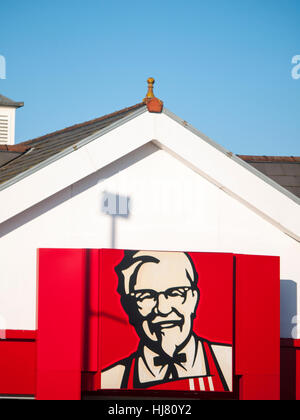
[155,293,173,315]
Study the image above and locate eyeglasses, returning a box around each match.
[129,287,194,306]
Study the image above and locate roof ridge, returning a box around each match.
[19,102,145,146]
[0,145,30,153]
[238,155,300,162]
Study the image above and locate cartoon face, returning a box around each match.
[118,251,200,357]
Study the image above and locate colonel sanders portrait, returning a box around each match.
[101,251,232,391]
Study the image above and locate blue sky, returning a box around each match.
[0,0,299,155]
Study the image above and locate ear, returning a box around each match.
[191,288,200,316]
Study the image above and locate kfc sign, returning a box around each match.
[37,249,280,400]
[99,250,233,392]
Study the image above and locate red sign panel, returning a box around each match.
[99,250,233,392]
[36,249,280,400]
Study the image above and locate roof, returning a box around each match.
[0,102,146,186]
[0,103,299,243]
[239,155,300,199]
[0,151,24,167]
[0,145,31,167]
[0,100,299,202]
[0,94,24,108]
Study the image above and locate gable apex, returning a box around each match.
[0,105,299,244]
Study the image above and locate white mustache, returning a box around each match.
[151,315,182,324]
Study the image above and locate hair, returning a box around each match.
[115,250,199,297]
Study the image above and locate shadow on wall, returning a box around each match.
[280,280,297,338]
[101,192,131,249]
[280,280,298,400]
[0,143,156,239]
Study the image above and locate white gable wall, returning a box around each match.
[0,142,299,338]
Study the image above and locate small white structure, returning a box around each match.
[0,83,299,340]
[0,95,23,145]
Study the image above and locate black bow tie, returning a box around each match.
[153,353,187,381]
[154,353,187,367]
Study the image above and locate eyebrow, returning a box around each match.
[130,286,194,295]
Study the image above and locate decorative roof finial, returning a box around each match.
[143,77,163,113]
[143,77,155,102]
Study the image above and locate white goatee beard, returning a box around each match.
[159,326,182,357]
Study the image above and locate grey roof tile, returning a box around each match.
[239,157,300,199]
[0,102,146,186]
[0,94,24,108]
[0,151,23,167]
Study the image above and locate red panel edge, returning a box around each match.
[0,336,37,395]
[3,330,37,341]
[280,338,300,349]
[1,334,294,346]
[234,254,280,400]
[36,248,85,400]
[3,334,296,343]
